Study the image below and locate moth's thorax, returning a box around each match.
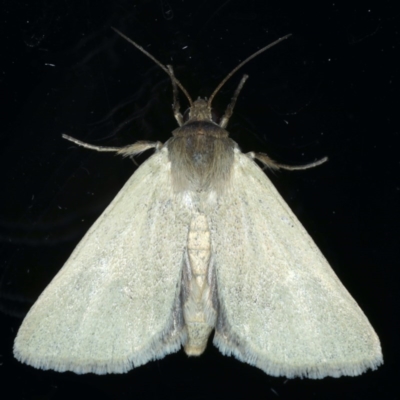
[167,120,236,194]
[172,121,229,139]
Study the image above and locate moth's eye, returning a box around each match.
[212,110,221,124]
[183,108,190,122]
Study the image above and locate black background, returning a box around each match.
[1,1,398,399]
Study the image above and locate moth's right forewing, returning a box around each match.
[210,149,382,379]
[14,148,190,374]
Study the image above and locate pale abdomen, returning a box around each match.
[183,213,217,355]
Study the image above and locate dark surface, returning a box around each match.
[1,1,398,399]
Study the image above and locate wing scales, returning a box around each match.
[210,149,382,378]
[14,148,190,374]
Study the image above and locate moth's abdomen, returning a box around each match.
[183,214,217,356]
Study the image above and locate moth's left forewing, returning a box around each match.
[209,148,382,379]
[14,148,191,374]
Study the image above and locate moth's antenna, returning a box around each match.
[112,27,193,107]
[208,34,292,107]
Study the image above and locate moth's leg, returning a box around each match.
[219,74,249,129]
[167,65,184,126]
[248,151,328,171]
[62,134,162,157]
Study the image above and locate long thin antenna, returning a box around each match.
[207,34,292,107]
[112,27,193,107]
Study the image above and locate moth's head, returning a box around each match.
[184,98,213,124]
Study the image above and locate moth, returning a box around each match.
[14,28,382,379]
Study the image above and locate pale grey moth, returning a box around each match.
[14,28,383,379]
